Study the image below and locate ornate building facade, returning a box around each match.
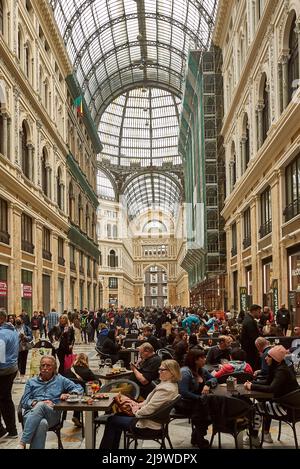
[214,0,300,324]
[0,0,100,314]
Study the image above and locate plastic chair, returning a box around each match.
[206,394,254,448]
[17,401,66,449]
[124,395,181,449]
[257,389,300,449]
[217,371,254,384]
[93,379,140,447]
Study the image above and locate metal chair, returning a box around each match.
[93,379,140,447]
[17,401,66,449]
[206,394,254,448]
[257,389,300,449]
[124,395,181,449]
[156,348,174,360]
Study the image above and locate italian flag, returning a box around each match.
[74,95,83,117]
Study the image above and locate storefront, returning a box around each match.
[288,245,300,326]
[0,265,8,310]
[21,269,33,315]
[262,256,273,310]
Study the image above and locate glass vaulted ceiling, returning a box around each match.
[49,0,218,218]
[99,87,181,167]
[49,0,217,122]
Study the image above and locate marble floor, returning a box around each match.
[1,341,298,450]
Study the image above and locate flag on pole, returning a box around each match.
[74,95,83,117]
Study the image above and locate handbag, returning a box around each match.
[64,353,77,371]
[113,394,140,416]
[25,340,34,351]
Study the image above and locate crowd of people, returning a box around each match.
[0,302,299,450]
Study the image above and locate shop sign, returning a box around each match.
[240,287,247,312]
[0,281,7,297]
[22,283,32,298]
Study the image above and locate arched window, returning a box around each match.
[57,167,63,210]
[18,27,22,63]
[41,147,48,196]
[25,42,30,79]
[85,204,90,236]
[78,194,82,228]
[0,0,4,35]
[108,249,118,268]
[68,182,74,220]
[44,79,48,110]
[242,113,250,172]
[91,213,96,240]
[288,14,299,103]
[21,121,30,178]
[230,141,236,190]
[262,75,270,142]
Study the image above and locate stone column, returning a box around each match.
[229,160,235,191]
[35,221,43,310]
[46,166,51,198]
[256,103,264,149]
[250,196,259,303]
[295,19,300,85]
[27,144,33,180]
[2,113,8,157]
[7,117,11,160]
[278,61,283,113]
[281,53,289,109]
[240,137,247,174]
[11,205,22,314]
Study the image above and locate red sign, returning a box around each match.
[0,281,7,297]
[22,283,32,299]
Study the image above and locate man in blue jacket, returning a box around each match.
[16,355,82,449]
[0,308,19,439]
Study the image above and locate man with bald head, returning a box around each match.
[254,337,272,381]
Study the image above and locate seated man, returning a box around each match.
[139,326,160,351]
[211,348,253,380]
[206,335,232,365]
[129,343,161,399]
[16,355,82,449]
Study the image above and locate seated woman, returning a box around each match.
[99,359,180,449]
[211,348,253,380]
[244,345,299,447]
[63,353,96,427]
[101,330,120,364]
[177,350,217,448]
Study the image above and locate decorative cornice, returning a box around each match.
[37,0,72,77]
[212,0,231,46]
[220,0,279,136]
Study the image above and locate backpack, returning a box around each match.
[80,316,87,329]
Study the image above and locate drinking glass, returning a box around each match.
[104,358,112,371]
[99,359,105,371]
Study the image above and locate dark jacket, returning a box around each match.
[251,360,298,398]
[240,313,260,370]
[276,308,290,326]
[206,345,231,365]
[63,365,96,389]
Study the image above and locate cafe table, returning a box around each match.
[119,347,139,364]
[212,383,273,400]
[54,393,115,449]
[97,369,133,385]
